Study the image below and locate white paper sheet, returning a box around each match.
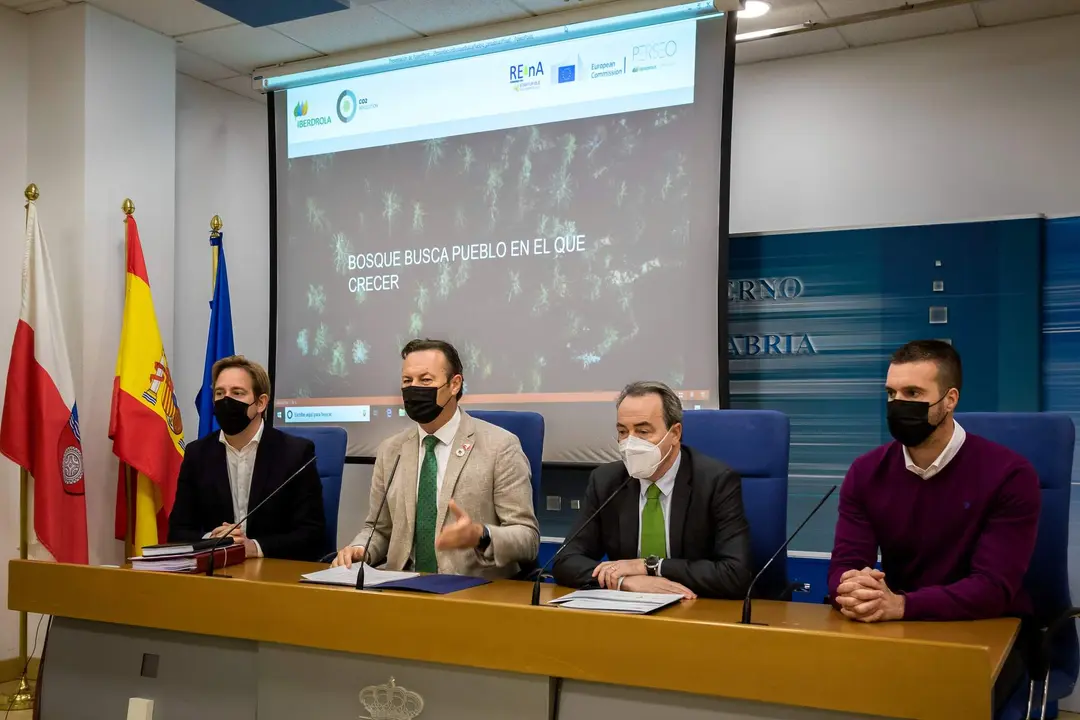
[300,564,419,587]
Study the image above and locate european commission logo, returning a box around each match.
[553,55,584,85]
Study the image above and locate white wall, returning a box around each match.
[174,75,270,422]
[80,4,177,567]
[0,5,29,663]
[730,14,1080,234]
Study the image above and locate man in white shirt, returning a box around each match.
[168,356,325,561]
[332,339,539,578]
[551,381,753,599]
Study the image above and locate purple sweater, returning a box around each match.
[827,434,1040,621]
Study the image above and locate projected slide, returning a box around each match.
[274,8,729,461]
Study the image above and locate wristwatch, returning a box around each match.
[645,555,661,577]
[476,525,492,551]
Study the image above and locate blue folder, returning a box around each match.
[376,574,490,594]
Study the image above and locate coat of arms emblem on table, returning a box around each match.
[359,677,424,719]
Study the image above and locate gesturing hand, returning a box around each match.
[435,500,483,550]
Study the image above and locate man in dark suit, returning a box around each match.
[168,356,325,561]
[552,381,753,599]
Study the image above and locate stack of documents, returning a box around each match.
[300,564,419,588]
[130,543,245,573]
[548,589,684,614]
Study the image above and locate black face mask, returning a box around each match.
[886,395,947,448]
[402,383,449,424]
[214,396,255,436]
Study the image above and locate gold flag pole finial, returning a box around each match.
[24,183,39,202]
[122,198,135,216]
[210,215,223,236]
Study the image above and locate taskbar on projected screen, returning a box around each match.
[273,390,713,425]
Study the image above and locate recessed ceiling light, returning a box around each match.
[738,1,771,19]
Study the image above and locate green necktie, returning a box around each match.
[414,435,440,573]
[640,483,667,558]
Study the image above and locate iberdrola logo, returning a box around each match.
[293,100,309,118]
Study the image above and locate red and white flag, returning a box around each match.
[0,198,87,564]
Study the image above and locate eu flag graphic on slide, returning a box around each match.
[557,64,576,83]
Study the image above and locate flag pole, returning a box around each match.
[1,184,40,712]
[210,214,222,290]
[122,198,136,563]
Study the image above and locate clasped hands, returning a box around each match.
[331,500,484,569]
[208,523,257,558]
[589,559,696,599]
[834,567,905,623]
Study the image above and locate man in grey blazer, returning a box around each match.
[332,339,539,578]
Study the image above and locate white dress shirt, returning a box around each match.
[637,451,681,571]
[902,420,966,480]
[210,419,264,557]
[417,408,462,495]
[412,408,494,562]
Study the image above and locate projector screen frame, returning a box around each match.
[265,12,738,464]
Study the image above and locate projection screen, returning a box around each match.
[269,1,732,462]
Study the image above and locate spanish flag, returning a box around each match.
[111,214,185,553]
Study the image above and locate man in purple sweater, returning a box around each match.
[828,340,1040,624]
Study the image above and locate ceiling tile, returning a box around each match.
[211,75,266,103]
[178,24,321,72]
[272,5,419,54]
[372,0,529,35]
[818,0,938,19]
[12,0,64,11]
[736,0,826,34]
[735,26,848,64]
[510,0,614,14]
[85,0,235,36]
[176,46,240,81]
[974,0,1080,26]
[838,5,978,47]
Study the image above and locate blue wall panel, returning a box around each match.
[729,219,1043,552]
[1042,216,1080,603]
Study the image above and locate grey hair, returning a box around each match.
[616,381,683,429]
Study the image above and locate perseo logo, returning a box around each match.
[632,40,678,62]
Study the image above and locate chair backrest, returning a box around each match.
[281,425,347,557]
[954,413,1075,621]
[955,412,1079,707]
[680,409,790,598]
[467,410,544,510]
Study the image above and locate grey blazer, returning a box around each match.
[352,410,539,578]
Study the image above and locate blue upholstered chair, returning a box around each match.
[281,425,347,558]
[680,409,791,600]
[467,410,544,510]
[955,413,1078,720]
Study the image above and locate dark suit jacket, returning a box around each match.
[168,425,326,561]
[551,446,753,599]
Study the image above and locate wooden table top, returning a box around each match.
[9,559,1017,719]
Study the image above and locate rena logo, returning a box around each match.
[632,40,678,62]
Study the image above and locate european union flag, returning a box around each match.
[195,232,235,438]
[557,65,576,84]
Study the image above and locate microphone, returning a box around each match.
[355,453,401,591]
[205,454,317,576]
[740,485,837,625]
[531,475,636,606]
